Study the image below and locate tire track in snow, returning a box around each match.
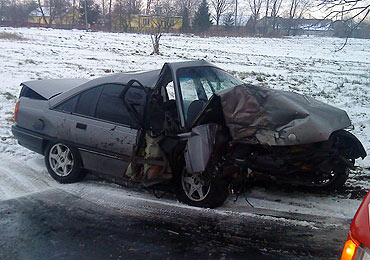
[0,153,56,201]
[0,171,31,198]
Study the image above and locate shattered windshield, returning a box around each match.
[177,66,244,122]
[177,67,244,102]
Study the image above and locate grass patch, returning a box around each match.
[0,32,27,41]
[2,92,17,100]
[25,59,37,64]
[5,111,14,123]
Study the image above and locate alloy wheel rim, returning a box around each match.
[49,144,74,177]
[182,171,211,202]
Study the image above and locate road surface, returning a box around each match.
[0,185,349,260]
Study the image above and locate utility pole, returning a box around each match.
[72,0,76,26]
[102,0,105,26]
[84,0,88,30]
[235,0,238,31]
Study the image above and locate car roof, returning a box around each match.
[48,60,217,107]
[84,60,214,88]
[165,60,215,71]
[91,69,162,88]
[48,69,161,106]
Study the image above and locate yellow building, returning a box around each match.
[113,14,183,32]
[28,7,183,32]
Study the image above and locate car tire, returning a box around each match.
[176,168,229,208]
[44,142,86,183]
[313,165,350,190]
[326,167,350,190]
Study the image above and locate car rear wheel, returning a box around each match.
[45,142,86,183]
[176,169,229,208]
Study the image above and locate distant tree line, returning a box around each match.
[0,0,369,38]
[0,0,38,23]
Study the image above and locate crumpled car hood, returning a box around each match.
[216,84,351,146]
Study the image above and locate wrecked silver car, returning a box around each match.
[12,60,366,208]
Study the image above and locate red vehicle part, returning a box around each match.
[341,190,370,260]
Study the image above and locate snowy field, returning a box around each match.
[0,26,369,222]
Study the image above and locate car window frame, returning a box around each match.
[94,83,146,129]
[51,83,148,130]
[173,65,244,130]
[175,66,213,130]
[122,84,149,127]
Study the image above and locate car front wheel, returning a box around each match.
[45,142,85,183]
[176,169,229,208]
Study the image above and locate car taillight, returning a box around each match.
[14,101,19,123]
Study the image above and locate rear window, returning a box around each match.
[55,95,79,113]
[20,86,46,100]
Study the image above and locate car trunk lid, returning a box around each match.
[21,78,89,100]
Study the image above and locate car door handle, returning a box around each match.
[76,123,87,130]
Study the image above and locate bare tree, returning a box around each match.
[36,0,70,25]
[262,0,270,33]
[149,17,181,54]
[108,0,112,29]
[234,0,237,29]
[223,11,234,27]
[211,0,231,29]
[145,0,151,14]
[161,0,176,15]
[83,0,88,28]
[270,0,282,30]
[174,0,198,31]
[37,0,49,24]
[247,0,262,34]
[176,0,198,17]
[114,0,129,30]
[128,0,142,31]
[0,0,9,20]
[101,0,105,24]
[53,0,71,24]
[318,0,370,22]
[113,0,141,31]
[2,0,37,23]
[149,0,180,54]
[150,20,162,55]
[72,0,76,25]
[286,0,311,35]
[317,0,370,49]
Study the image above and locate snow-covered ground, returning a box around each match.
[0,26,369,221]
